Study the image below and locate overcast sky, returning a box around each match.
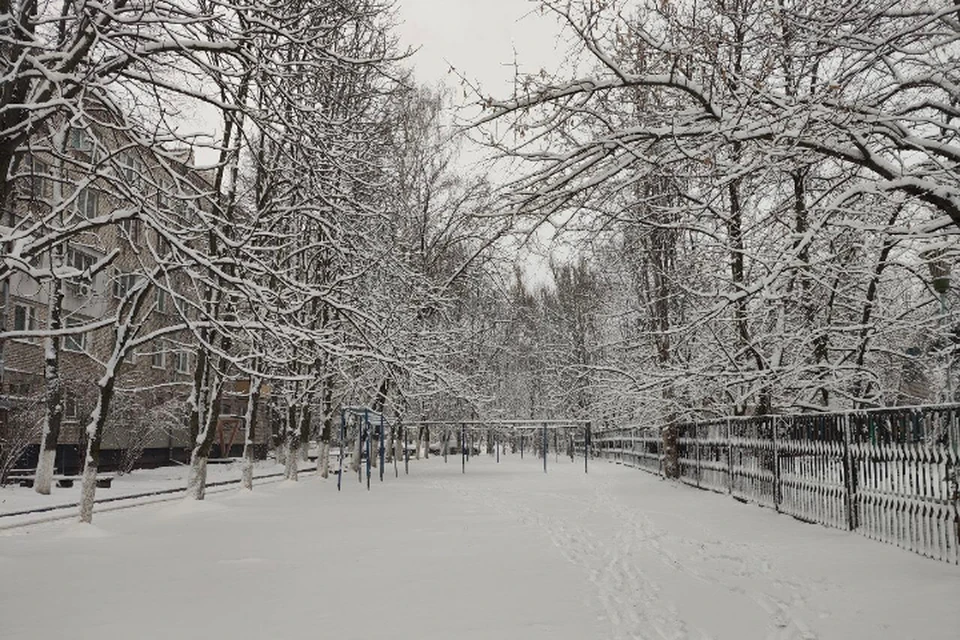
[393,0,567,103]
[393,1,575,286]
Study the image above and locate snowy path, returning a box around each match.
[0,460,309,518]
[1,455,957,639]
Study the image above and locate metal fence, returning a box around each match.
[592,405,960,564]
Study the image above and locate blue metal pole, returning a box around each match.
[337,410,345,491]
[520,432,524,459]
[365,411,371,490]
[404,425,409,475]
[496,430,500,463]
[461,425,465,474]
[543,422,547,473]
[585,422,590,474]
[379,415,385,482]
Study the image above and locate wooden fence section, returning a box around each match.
[592,405,960,564]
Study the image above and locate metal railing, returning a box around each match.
[590,405,960,564]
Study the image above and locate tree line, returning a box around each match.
[439,0,960,477]
[0,0,498,520]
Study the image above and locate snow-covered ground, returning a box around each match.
[0,459,306,518]
[1,454,957,639]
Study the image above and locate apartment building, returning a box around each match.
[1,113,272,474]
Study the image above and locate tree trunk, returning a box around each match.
[393,426,402,463]
[351,428,362,472]
[318,416,332,480]
[241,374,261,491]
[78,278,152,522]
[35,271,64,495]
[318,375,334,478]
[319,439,331,478]
[299,405,310,463]
[661,423,679,479]
[188,346,208,456]
[284,404,300,481]
[185,360,226,500]
[272,405,285,465]
[78,378,117,523]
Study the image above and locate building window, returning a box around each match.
[113,271,139,299]
[175,349,190,374]
[7,382,32,397]
[69,127,93,152]
[119,217,140,243]
[156,181,172,211]
[64,318,86,353]
[67,247,95,272]
[13,304,38,342]
[66,247,95,298]
[151,345,166,370]
[27,156,52,199]
[155,231,172,257]
[122,348,136,364]
[157,288,168,313]
[64,393,78,420]
[74,186,99,217]
[121,152,143,186]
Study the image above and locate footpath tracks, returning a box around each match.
[431,476,686,640]
[590,482,820,640]
[431,465,823,640]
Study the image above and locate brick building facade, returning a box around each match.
[1,115,272,474]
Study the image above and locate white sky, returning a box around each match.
[393,0,568,107]
[393,1,577,288]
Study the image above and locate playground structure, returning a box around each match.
[336,409,593,491]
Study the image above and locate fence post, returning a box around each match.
[695,425,702,489]
[772,417,781,513]
[726,418,733,495]
[950,408,960,564]
[842,413,857,531]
